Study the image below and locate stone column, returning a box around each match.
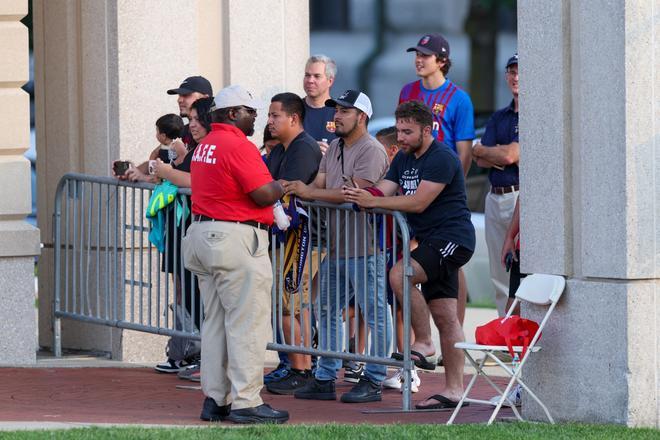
[35,0,309,362]
[0,0,40,365]
[519,0,658,427]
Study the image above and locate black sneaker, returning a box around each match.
[340,377,382,403]
[293,378,336,400]
[264,363,290,384]
[225,403,289,424]
[199,397,231,422]
[343,361,364,383]
[154,358,186,373]
[266,370,311,395]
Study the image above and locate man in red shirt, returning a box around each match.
[183,85,288,424]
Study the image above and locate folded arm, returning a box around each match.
[472,142,519,168]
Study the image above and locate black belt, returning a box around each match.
[490,185,519,195]
[193,214,269,231]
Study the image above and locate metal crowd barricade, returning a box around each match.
[52,174,416,410]
[52,173,201,351]
[269,199,415,410]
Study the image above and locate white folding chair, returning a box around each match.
[447,273,565,425]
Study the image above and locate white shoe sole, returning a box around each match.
[383,382,402,390]
[155,366,185,373]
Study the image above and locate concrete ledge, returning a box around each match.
[0,220,40,257]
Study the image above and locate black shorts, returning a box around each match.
[411,239,473,301]
[508,250,527,298]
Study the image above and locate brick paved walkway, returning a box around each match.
[0,367,513,425]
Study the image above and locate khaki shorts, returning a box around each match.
[274,249,324,316]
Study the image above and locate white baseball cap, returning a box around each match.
[211,85,265,111]
[325,89,373,119]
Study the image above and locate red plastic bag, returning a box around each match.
[475,315,540,358]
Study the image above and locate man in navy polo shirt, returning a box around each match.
[303,54,338,154]
[472,54,520,318]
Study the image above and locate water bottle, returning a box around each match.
[273,201,290,230]
[512,353,520,371]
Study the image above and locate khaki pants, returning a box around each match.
[183,220,272,410]
[484,191,518,316]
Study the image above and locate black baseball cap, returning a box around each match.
[407,33,450,57]
[325,89,373,118]
[167,76,213,96]
[506,53,519,69]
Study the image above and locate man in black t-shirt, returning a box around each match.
[344,101,475,410]
[265,92,322,395]
[267,93,322,184]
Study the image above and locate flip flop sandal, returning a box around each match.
[415,394,468,410]
[391,350,437,370]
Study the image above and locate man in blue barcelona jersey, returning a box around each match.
[399,33,475,335]
[399,33,475,176]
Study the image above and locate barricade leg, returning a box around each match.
[53,316,62,357]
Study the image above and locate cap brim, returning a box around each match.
[167,87,195,95]
[325,98,354,109]
[406,46,436,55]
[246,98,266,110]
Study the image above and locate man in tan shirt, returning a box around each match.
[284,90,392,404]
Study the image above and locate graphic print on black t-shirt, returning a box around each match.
[401,167,420,195]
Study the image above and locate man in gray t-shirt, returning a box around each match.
[283,90,392,404]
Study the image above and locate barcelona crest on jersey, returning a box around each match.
[326,121,336,133]
[432,103,445,114]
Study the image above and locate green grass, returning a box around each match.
[1,423,658,439]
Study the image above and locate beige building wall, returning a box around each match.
[0,0,40,365]
[34,0,309,362]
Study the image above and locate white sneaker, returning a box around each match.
[402,368,421,394]
[489,384,522,407]
[383,368,421,393]
[383,368,403,390]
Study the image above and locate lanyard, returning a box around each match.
[337,138,345,175]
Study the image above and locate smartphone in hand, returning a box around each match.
[505,252,513,272]
[113,161,131,176]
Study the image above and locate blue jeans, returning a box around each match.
[315,255,392,384]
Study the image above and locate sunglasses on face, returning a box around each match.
[237,106,257,116]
